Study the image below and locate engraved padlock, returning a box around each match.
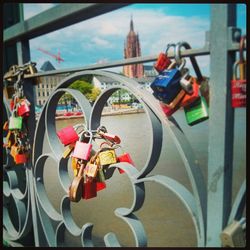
[71,130,93,161]
[98,142,117,166]
[56,124,84,146]
[116,145,135,174]
[85,153,99,178]
[184,95,209,126]
[231,60,246,108]
[62,143,75,159]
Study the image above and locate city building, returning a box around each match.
[35,61,68,106]
[123,17,144,78]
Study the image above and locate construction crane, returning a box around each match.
[37,48,64,63]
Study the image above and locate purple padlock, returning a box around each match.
[71,131,93,161]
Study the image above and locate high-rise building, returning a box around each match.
[123,17,144,78]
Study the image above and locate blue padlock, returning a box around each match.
[151,59,186,104]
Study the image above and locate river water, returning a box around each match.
[41,108,246,247]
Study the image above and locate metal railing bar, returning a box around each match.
[24,42,244,79]
[4,3,130,44]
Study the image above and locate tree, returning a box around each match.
[69,80,93,96]
[86,86,101,102]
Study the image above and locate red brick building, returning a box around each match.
[123,17,144,78]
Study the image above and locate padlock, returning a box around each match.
[69,160,85,202]
[57,125,80,146]
[96,167,106,192]
[82,178,97,200]
[160,101,180,117]
[98,142,117,166]
[62,144,75,158]
[5,131,15,148]
[116,145,135,174]
[154,43,176,73]
[220,218,246,247]
[180,69,193,94]
[151,59,186,104]
[71,131,93,161]
[3,121,8,130]
[9,115,23,130]
[17,99,30,117]
[97,131,121,144]
[239,35,246,80]
[180,77,200,108]
[184,96,209,126]
[231,60,246,108]
[15,147,28,164]
[164,89,186,109]
[154,53,172,73]
[85,157,98,178]
[10,145,19,158]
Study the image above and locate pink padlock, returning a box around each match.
[57,125,80,146]
[71,131,93,161]
[17,99,30,117]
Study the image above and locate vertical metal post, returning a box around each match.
[206,4,236,246]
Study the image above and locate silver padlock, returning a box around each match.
[180,68,193,94]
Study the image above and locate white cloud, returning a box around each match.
[91,37,113,48]
[27,4,210,73]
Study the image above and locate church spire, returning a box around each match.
[130,15,134,31]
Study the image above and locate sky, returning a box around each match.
[23,3,246,76]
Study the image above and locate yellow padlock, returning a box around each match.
[98,149,117,166]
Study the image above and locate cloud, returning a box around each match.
[91,37,113,48]
[27,5,210,72]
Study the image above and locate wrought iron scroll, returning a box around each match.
[3,70,246,247]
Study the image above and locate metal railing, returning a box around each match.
[3,3,246,247]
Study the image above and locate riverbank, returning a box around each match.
[36,108,145,120]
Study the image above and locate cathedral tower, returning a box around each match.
[123,17,144,78]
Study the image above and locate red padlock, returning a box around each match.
[180,77,200,108]
[154,53,172,73]
[57,125,79,146]
[17,99,30,117]
[15,152,28,164]
[98,131,121,144]
[231,61,246,108]
[116,146,135,174]
[160,101,180,117]
[82,179,97,200]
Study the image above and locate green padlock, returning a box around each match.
[184,96,209,126]
[9,116,23,130]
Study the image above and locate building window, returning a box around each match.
[47,91,50,96]
[43,92,45,97]
[38,92,40,97]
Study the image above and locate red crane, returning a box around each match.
[37,48,65,63]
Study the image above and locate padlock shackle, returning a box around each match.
[175,41,203,82]
[165,43,176,54]
[239,35,246,63]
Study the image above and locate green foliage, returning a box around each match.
[86,86,101,102]
[69,80,93,95]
